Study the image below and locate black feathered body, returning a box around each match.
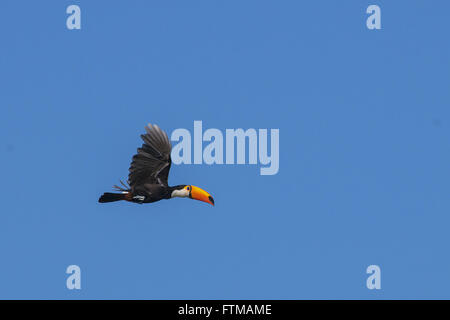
[132,184,179,203]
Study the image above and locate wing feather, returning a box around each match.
[128,124,172,188]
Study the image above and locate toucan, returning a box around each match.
[98,123,214,206]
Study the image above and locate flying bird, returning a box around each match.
[98,124,214,206]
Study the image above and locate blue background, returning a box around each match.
[1,0,449,299]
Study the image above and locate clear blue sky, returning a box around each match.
[1,0,449,299]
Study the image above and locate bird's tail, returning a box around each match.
[99,180,132,203]
[98,192,130,203]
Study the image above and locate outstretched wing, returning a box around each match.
[128,124,172,188]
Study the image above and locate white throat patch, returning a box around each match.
[171,189,189,198]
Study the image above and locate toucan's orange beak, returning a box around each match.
[190,185,214,206]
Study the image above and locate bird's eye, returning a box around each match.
[187,186,190,191]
